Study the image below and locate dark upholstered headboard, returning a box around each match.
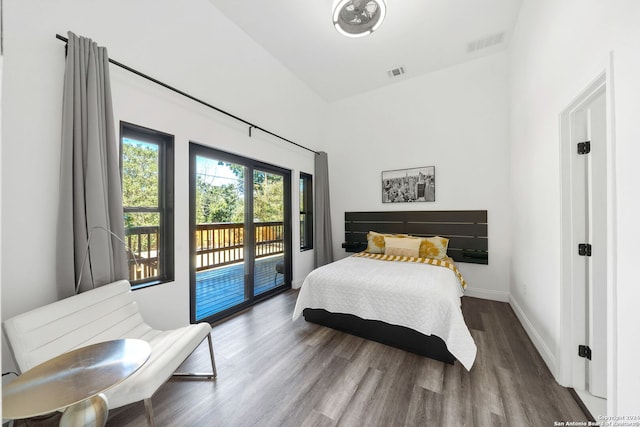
[343,210,488,265]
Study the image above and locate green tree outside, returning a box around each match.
[195,161,284,225]
[122,139,159,228]
[195,176,244,223]
[253,170,284,222]
[123,149,285,227]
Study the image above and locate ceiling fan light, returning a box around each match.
[332,0,386,38]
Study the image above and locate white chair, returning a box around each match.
[3,280,216,426]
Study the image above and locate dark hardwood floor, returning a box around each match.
[15,290,587,427]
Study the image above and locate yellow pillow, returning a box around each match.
[366,231,407,254]
[418,236,449,259]
[384,236,422,257]
[366,231,386,254]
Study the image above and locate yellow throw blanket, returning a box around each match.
[353,252,467,289]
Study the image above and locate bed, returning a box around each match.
[292,210,487,370]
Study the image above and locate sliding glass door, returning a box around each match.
[189,143,291,323]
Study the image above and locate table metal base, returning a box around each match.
[59,393,108,427]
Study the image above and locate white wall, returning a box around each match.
[509,0,640,414]
[1,0,324,371]
[325,53,511,302]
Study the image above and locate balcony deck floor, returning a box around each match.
[195,254,285,321]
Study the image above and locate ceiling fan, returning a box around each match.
[332,0,387,38]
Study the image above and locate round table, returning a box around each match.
[3,339,151,426]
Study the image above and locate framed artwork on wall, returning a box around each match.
[382,166,435,203]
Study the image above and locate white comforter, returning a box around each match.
[292,255,477,370]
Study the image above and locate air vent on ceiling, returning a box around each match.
[467,32,505,53]
[387,66,406,78]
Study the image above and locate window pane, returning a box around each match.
[122,138,159,208]
[254,169,285,296]
[195,157,245,224]
[300,172,313,250]
[124,212,160,282]
[253,170,284,223]
[300,213,306,248]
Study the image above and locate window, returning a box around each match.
[300,172,313,250]
[120,122,174,286]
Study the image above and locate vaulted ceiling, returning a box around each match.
[208,0,523,102]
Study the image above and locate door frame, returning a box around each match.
[558,53,617,414]
[188,142,292,324]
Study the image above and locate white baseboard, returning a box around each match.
[291,279,303,290]
[464,287,509,302]
[509,295,558,376]
[574,388,607,419]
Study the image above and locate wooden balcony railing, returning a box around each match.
[195,222,284,271]
[125,222,285,281]
[125,226,159,282]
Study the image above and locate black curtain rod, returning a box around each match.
[56,33,319,155]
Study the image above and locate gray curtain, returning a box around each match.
[57,31,128,296]
[314,151,334,267]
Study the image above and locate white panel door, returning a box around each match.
[571,88,607,399]
[586,90,607,399]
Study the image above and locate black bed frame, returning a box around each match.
[303,308,456,364]
[304,210,488,364]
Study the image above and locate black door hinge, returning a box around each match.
[578,243,592,256]
[577,140,591,155]
[578,345,592,360]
